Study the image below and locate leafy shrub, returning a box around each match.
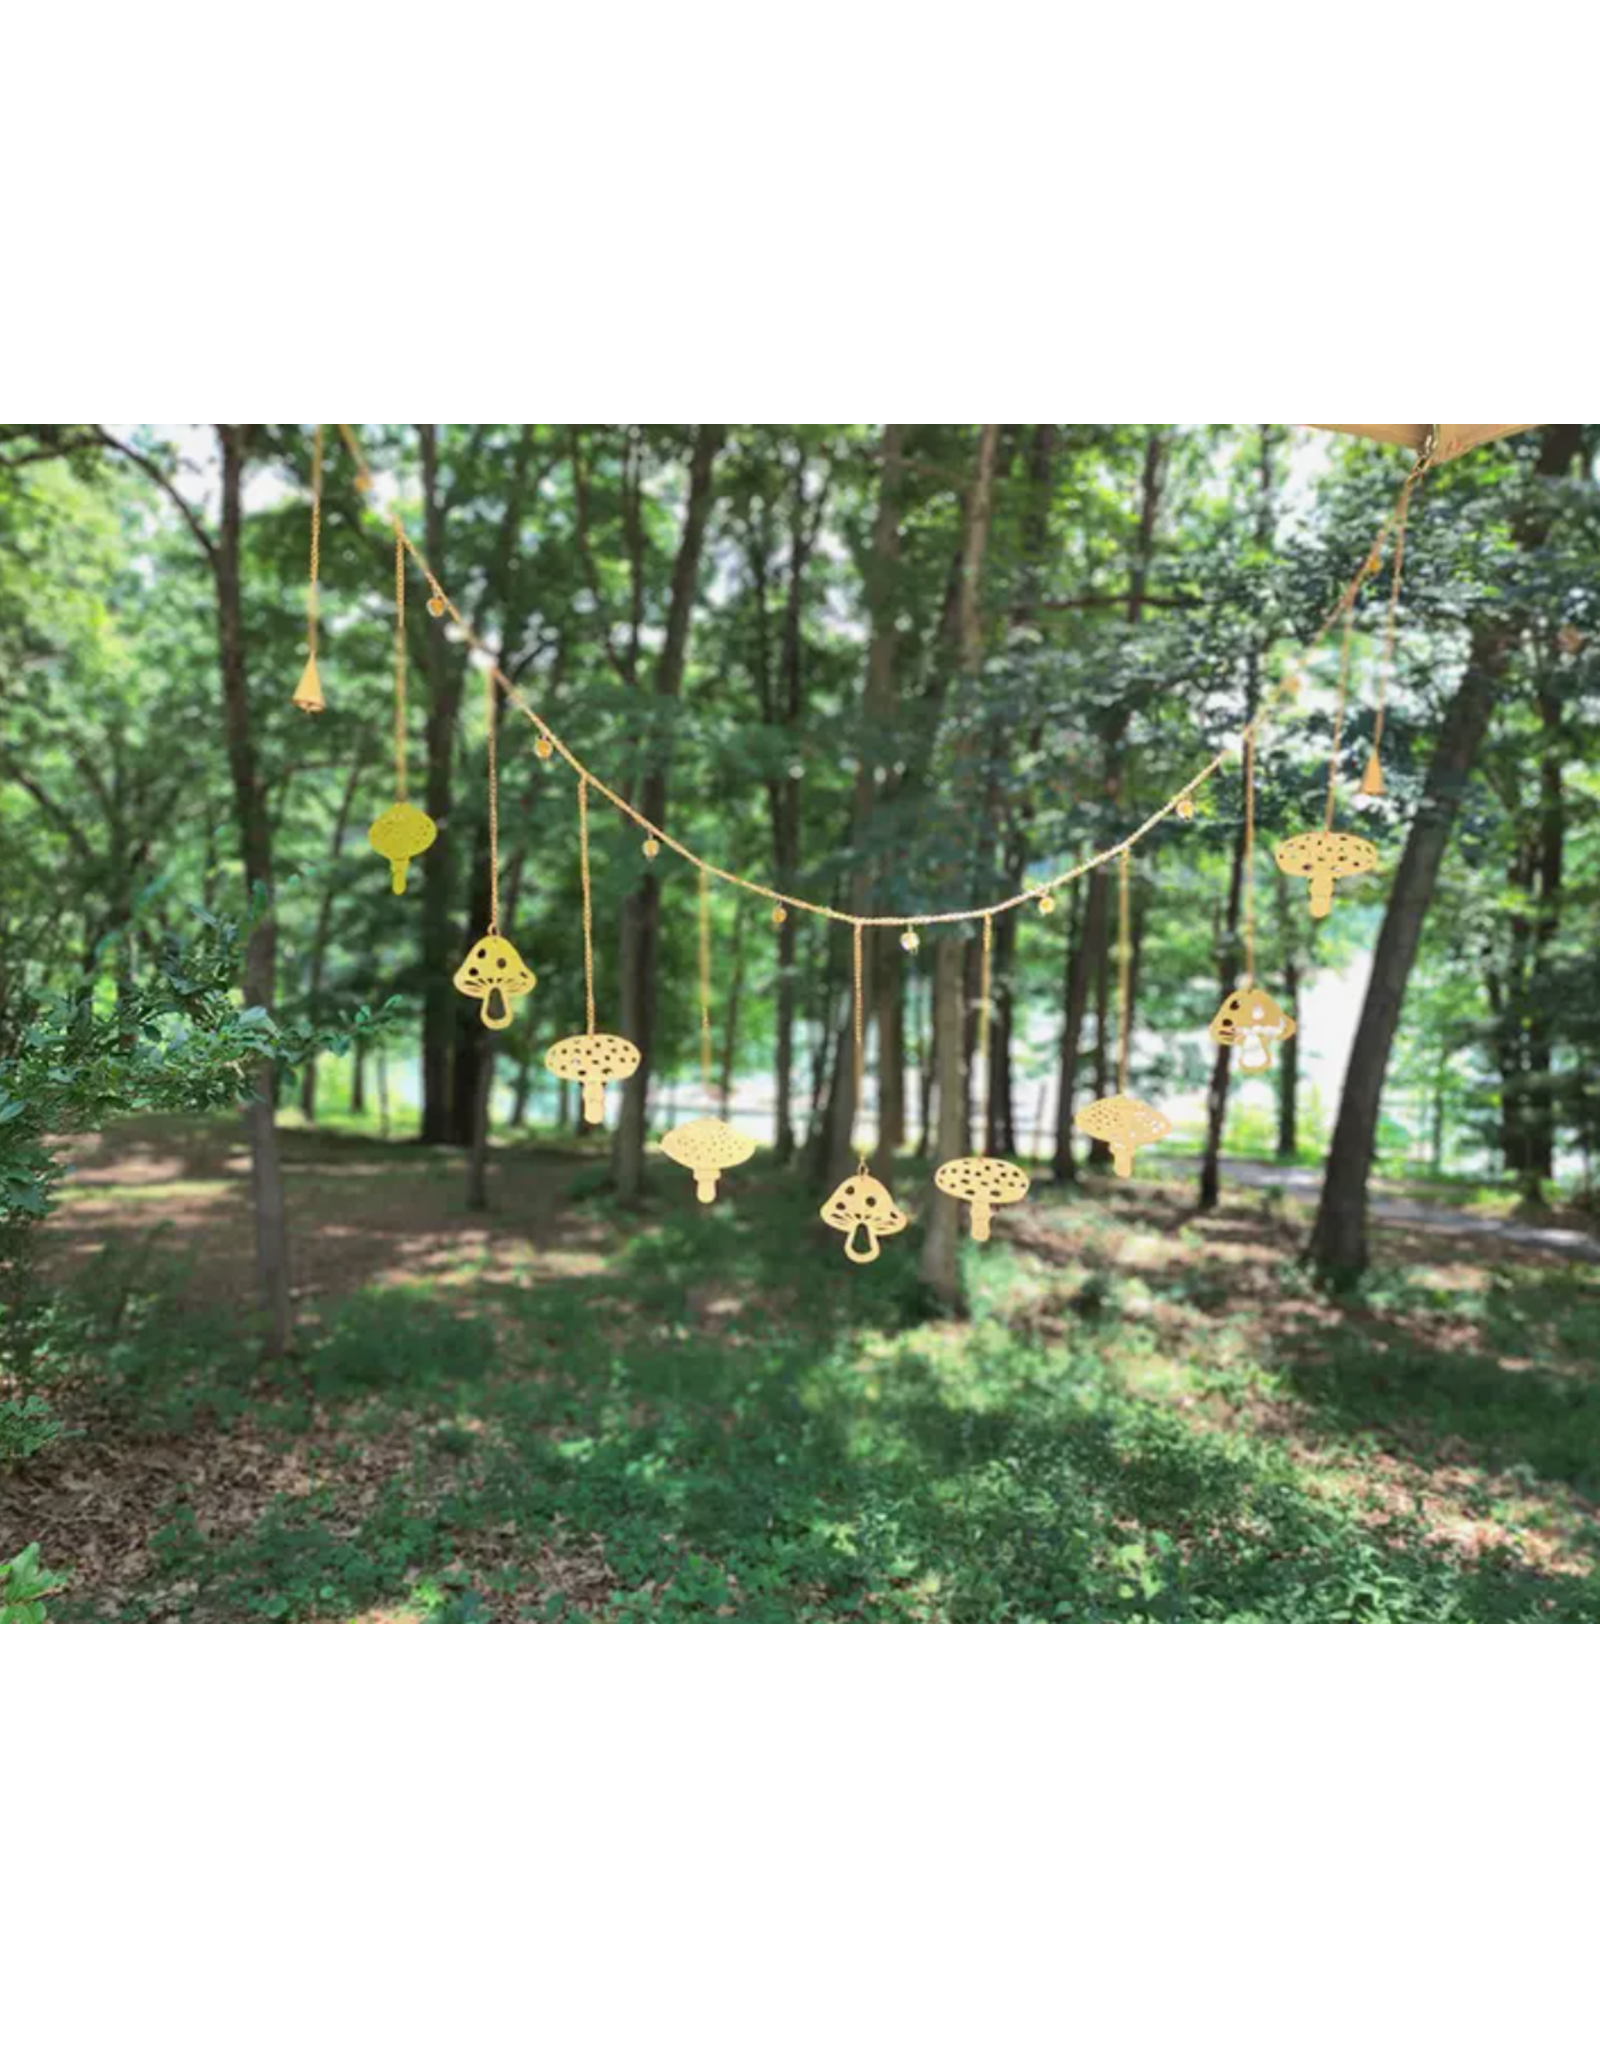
[0,1544,67,1623]
[0,1394,63,1466]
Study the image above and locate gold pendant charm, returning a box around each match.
[933,1157,1031,1242]
[544,1033,641,1122]
[1209,987,1296,1073]
[660,1117,756,1202]
[1074,1094,1171,1179]
[1273,830,1377,917]
[368,803,438,894]
[1359,751,1385,797]
[453,931,536,1030]
[820,1171,908,1264]
[292,656,325,714]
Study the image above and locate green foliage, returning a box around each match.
[0,1394,62,1465]
[0,1544,67,1623]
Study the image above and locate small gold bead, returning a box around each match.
[900,928,920,952]
[771,905,787,927]
[643,838,660,860]
[1367,553,1383,577]
[1176,797,1195,820]
[355,471,372,493]
[534,736,553,761]
[427,595,446,619]
[1037,893,1056,916]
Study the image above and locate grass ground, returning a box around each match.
[7,1114,1600,1622]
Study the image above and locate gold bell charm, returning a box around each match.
[292,656,325,714]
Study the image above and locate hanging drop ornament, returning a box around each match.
[1176,797,1195,820]
[543,776,640,1122]
[771,904,787,927]
[934,916,1031,1243]
[369,528,436,893]
[534,735,554,761]
[642,836,660,860]
[900,927,920,952]
[454,932,537,1030]
[1037,892,1056,915]
[1209,988,1296,1072]
[1274,829,1376,918]
[293,425,327,714]
[1074,851,1170,1178]
[1359,751,1386,798]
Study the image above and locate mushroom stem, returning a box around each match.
[844,1224,880,1264]
[970,1196,992,1243]
[581,1078,605,1123]
[1309,873,1335,918]
[390,858,409,896]
[693,1168,718,1204]
[1112,1143,1135,1180]
[1239,1035,1270,1072]
[482,988,511,1030]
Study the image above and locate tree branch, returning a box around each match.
[94,428,217,564]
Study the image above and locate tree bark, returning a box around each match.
[1273,865,1301,1161]
[216,426,291,1357]
[418,425,466,1145]
[300,744,365,1123]
[613,426,723,1200]
[1309,425,1582,1277]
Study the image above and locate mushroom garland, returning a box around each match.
[1209,987,1296,1072]
[660,1117,756,1202]
[820,1172,908,1264]
[453,931,537,1031]
[1273,829,1377,918]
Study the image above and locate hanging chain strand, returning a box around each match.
[485,652,500,933]
[978,914,994,1158]
[1243,725,1256,987]
[392,521,408,801]
[698,868,713,1098]
[852,922,866,1169]
[306,424,323,659]
[578,775,596,1037]
[335,423,1414,931]
[1372,471,1414,770]
[1117,848,1132,1096]
[1324,598,1358,834]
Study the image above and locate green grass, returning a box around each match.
[35,1158,1600,1624]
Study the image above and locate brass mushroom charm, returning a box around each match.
[1073,1094,1171,1179]
[368,802,438,895]
[1208,986,1296,1073]
[660,1117,756,1203]
[544,1032,641,1124]
[820,1171,908,1265]
[933,1156,1030,1242]
[452,931,537,1031]
[1273,829,1377,918]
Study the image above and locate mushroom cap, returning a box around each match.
[1073,1093,1171,1145]
[660,1117,756,1172]
[1273,829,1377,879]
[934,1156,1030,1205]
[820,1172,908,1236]
[1211,986,1294,1039]
[543,1031,641,1084]
[368,802,438,861]
[452,932,536,999]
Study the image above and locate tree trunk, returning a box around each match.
[216,426,291,1358]
[511,1052,532,1129]
[918,936,967,1307]
[1052,879,1089,1179]
[1199,798,1249,1210]
[300,744,365,1124]
[465,1045,495,1212]
[1310,426,1582,1277]
[350,1041,367,1116]
[614,426,723,1200]
[1272,864,1300,1161]
[717,897,748,1119]
[418,425,465,1146]
[872,939,905,1179]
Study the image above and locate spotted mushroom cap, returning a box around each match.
[934,1156,1030,1206]
[1273,830,1376,880]
[820,1172,908,1237]
[1075,1093,1171,1144]
[660,1117,756,1172]
[453,933,536,998]
[543,1032,641,1084]
[1213,986,1291,1036]
[368,802,437,861]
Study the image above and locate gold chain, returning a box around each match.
[698,868,713,1095]
[393,521,408,801]
[1117,848,1132,1096]
[578,774,595,1036]
[1372,472,1413,768]
[485,648,500,933]
[1324,599,1358,835]
[978,914,993,1157]
[852,922,866,1168]
[306,424,322,658]
[1243,725,1256,987]
[335,425,1415,932]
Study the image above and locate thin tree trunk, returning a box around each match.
[717,897,748,1119]
[418,425,464,1146]
[300,744,365,1124]
[872,940,905,1179]
[1272,863,1300,1160]
[350,1041,367,1116]
[217,426,291,1357]
[511,1052,532,1129]
[919,936,967,1307]
[465,1046,495,1211]
[1310,426,1581,1276]
[614,426,723,1200]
